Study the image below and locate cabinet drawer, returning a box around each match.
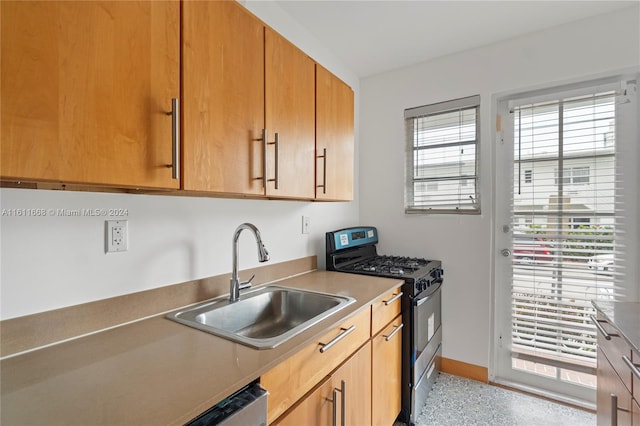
[261,307,370,424]
[595,314,633,393]
[371,285,403,336]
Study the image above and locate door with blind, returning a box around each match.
[494,80,634,405]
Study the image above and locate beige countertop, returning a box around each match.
[592,300,640,352]
[0,271,402,426]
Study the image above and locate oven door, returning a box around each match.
[413,281,442,358]
[409,282,442,424]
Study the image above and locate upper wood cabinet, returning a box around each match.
[2,0,354,200]
[264,28,316,199]
[315,65,355,201]
[1,1,180,189]
[182,2,316,198]
[182,0,264,195]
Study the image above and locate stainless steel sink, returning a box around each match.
[166,285,355,349]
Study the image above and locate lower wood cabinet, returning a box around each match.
[264,285,404,426]
[372,315,403,426]
[261,307,371,423]
[597,348,632,426]
[593,307,640,426]
[274,341,371,426]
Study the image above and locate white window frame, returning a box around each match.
[404,95,480,214]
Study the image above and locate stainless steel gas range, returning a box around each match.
[326,226,443,426]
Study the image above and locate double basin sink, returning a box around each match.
[167,285,355,349]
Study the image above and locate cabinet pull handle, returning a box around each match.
[339,379,346,426]
[589,315,617,340]
[268,133,279,189]
[261,129,268,189]
[383,292,403,306]
[383,323,404,342]
[622,355,640,380]
[166,98,179,179]
[330,380,346,426]
[319,325,355,353]
[331,387,339,426]
[317,148,327,194]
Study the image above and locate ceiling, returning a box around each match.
[275,1,638,78]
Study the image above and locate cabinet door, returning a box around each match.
[273,376,333,426]
[265,28,315,199]
[315,65,354,201]
[597,348,631,426]
[182,0,264,195]
[373,316,403,426]
[1,1,179,189]
[332,341,372,426]
[275,341,372,426]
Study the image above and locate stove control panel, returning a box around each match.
[326,226,378,253]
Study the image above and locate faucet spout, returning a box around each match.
[230,223,270,302]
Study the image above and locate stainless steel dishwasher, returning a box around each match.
[185,382,268,426]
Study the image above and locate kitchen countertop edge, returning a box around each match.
[592,300,640,353]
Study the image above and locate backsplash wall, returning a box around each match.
[0,189,358,320]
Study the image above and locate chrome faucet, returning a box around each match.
[230,223,270,302]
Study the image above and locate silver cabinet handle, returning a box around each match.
[383,323,403,342]
[259,130,279,190]
[331,387,339,426]
[329,380,346,426]
[166,98,179,179]
[339,379,346,426]
[319,325,355,353]
[261,129,268,189]
[589,315,617,340]
[622,355,640,380]
[268,133,279,189]
[317,148,327,194]
[383,292,403,306]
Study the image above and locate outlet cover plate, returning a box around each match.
[105,220,128,253]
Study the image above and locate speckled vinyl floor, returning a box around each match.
[412,373,596,426]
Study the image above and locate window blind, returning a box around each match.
[510,91,624,375]
[404,95,480,214]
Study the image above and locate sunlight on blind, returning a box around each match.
[405,96,480,214]
[510,92,623,374]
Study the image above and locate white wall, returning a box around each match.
[359,6,640,369]
[0,1,360,321]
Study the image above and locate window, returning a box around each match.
[404,95,480,214]
[554,166,590,185]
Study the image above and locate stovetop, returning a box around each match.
[341,255,431,277]
[325,227,443,296]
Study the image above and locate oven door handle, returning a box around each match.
[413,280,442,306]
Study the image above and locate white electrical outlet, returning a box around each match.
[106,220,128,253]
[302,216,310,234]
